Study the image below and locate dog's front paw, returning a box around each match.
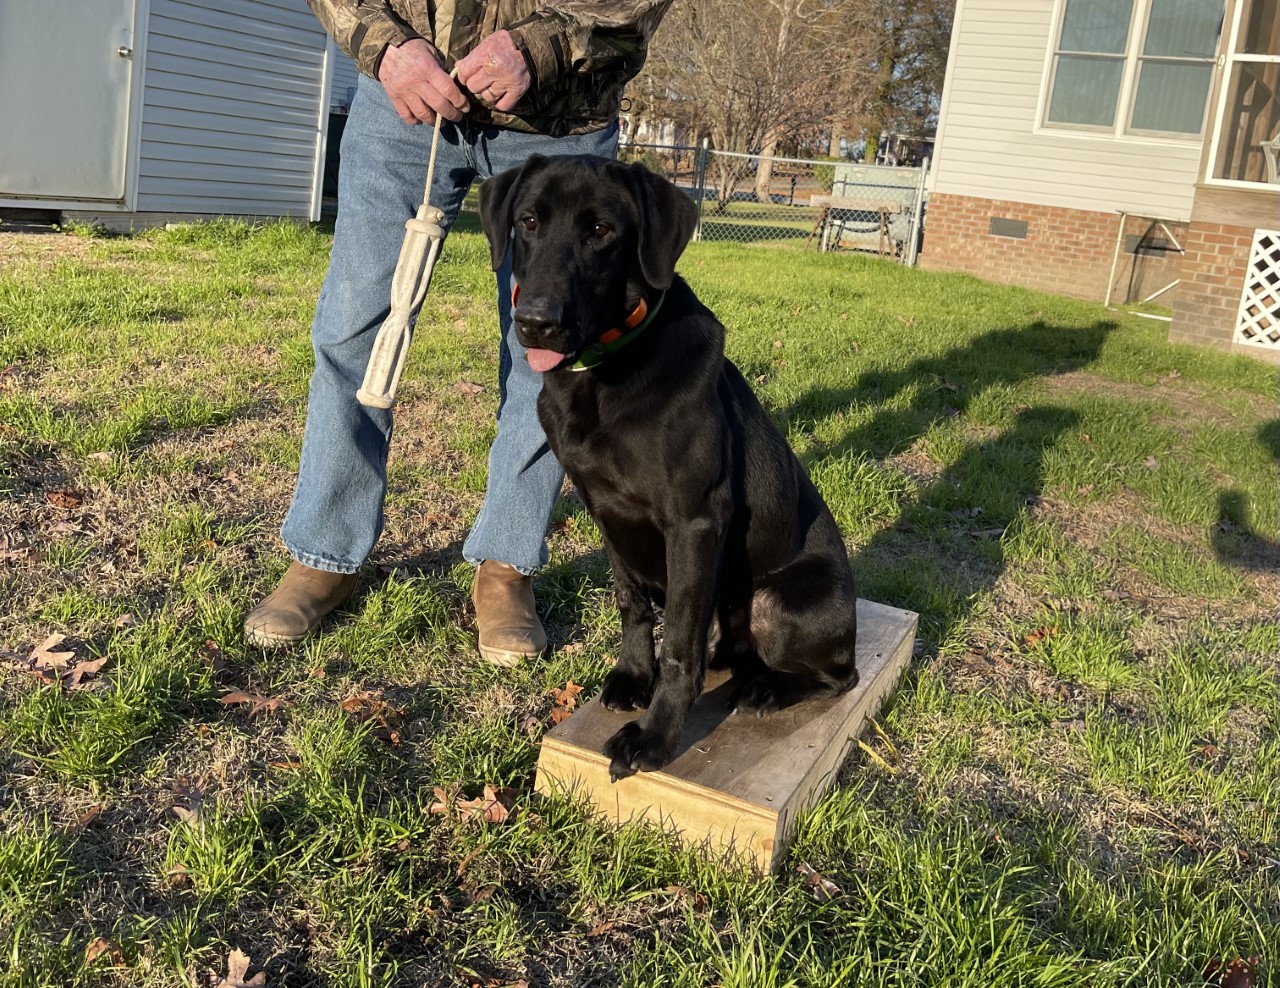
[600,667,653,711]
[602,720,676,782]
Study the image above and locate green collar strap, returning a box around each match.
[566,291,666,372]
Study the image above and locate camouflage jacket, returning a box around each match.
[306,0,673,136]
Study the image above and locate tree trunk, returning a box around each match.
[754,0,795,202]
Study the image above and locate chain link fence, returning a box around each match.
[617,142,930,265]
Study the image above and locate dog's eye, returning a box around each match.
[520,215,538,232]
[592,223,612,240]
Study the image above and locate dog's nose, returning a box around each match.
[513,299,564,346]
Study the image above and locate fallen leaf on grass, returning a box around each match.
[1023,626,1057,647]
[74,804,104,829]
[216,948,267,988]
[1101,589,1131,602]
[1144,455,1159,470]
[220,690,291,717]
[518,713,542,735]
[1076,483,1095,496]
[31,634,75,667]
[47,520,84,535]
[113,613,137,629]
[87,451,113,463]
[172,780,204,827]
[584,921,616,938]
[64,657,108,690]
[967,528,1005,540]
[549,707,573,725]
[339,691,407,744]
[430,785,518,824]
[796,862,842,902]
[0,535,30,563]
[85,937,126,967]
[1204,956,1260,987]
[453,380,485,396]
[46,489,83,509]
[550,681,584,709]
[663,885,709,910]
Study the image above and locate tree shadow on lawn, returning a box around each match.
[783,319,1115,647]
[1211,419,1280,573]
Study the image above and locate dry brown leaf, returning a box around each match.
[48,520,83,535]
[518,713,542,736]
[216,948,267,988]
[75,804,103,829]
[454,786,518,825]
[220,690,291,717]
[113,613,137,629]
[550,681,584,710]
[453,380,485,396]
[796,862,842,902]
[1023,626,1057,647]
[1144,455,1159,470]
[46,489,83,509]
[549,707,572,725]
[1204,957,1260,987]
[1076,483,1095,496]
[967,528,1005,540]
[87,451,113,463]
[65,656,109,690]
[31,634,75,668]
[269,760,303,772]
[585,921,616,938]
[84,937,126,967]
[428,786,451,816]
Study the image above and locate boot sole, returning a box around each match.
[244,624,312,649]
[477,641,543,668]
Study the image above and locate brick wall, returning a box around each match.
[919,193,1185,304]
[1167,221,1263,356]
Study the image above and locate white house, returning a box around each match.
[0,0,354,226]
[921,0,1278,360]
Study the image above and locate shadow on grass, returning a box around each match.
[1211,419,1280,573]
[784,320,1115,647]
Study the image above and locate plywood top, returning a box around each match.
[543,598,917,813]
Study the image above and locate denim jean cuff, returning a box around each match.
[285,544,363,576]
[463,551,538,578]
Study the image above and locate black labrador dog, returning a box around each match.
[479,155,859,781]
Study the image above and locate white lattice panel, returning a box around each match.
[1234,229,1280,349]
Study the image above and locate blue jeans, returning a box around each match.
[281,75,618,575]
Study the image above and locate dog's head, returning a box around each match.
[478,154,699,372]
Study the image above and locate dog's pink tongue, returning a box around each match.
[525,348,564,373]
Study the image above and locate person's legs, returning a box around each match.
[248,76,475,645]
[461,122,621,574]
[281,76,475,572]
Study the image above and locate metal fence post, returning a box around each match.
[693,137,709,242]
[904,156,930,267]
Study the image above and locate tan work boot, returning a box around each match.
[473,560,547,667]
[243,562,359,648]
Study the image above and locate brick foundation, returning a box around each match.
[919,193,1185,304]
[1168,220,1277,362]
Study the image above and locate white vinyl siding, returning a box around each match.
[931,0,1205,220]
[135,0,329,217]
[330,52,361,111]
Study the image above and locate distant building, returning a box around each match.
[922,0,1279,361]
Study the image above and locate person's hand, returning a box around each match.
[455,31,531,112]
[377,38,469,125]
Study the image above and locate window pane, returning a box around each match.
[1131,60,1213,133]
[1143,0,1223,57]
[1215,61,1280,182]
[1060,0,1134,53]
[1239,0,1279,55]
[1048,55,1125,126]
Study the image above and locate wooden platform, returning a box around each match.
[534,599,918,871]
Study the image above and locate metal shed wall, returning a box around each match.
[135,0,331,218]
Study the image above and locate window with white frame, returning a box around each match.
[1208,0,1280,185]
[1043,0,1225,139]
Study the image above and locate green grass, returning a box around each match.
[0,220,1276,987]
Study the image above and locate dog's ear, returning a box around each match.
[478,155,549,271]
[627,162,699,290]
